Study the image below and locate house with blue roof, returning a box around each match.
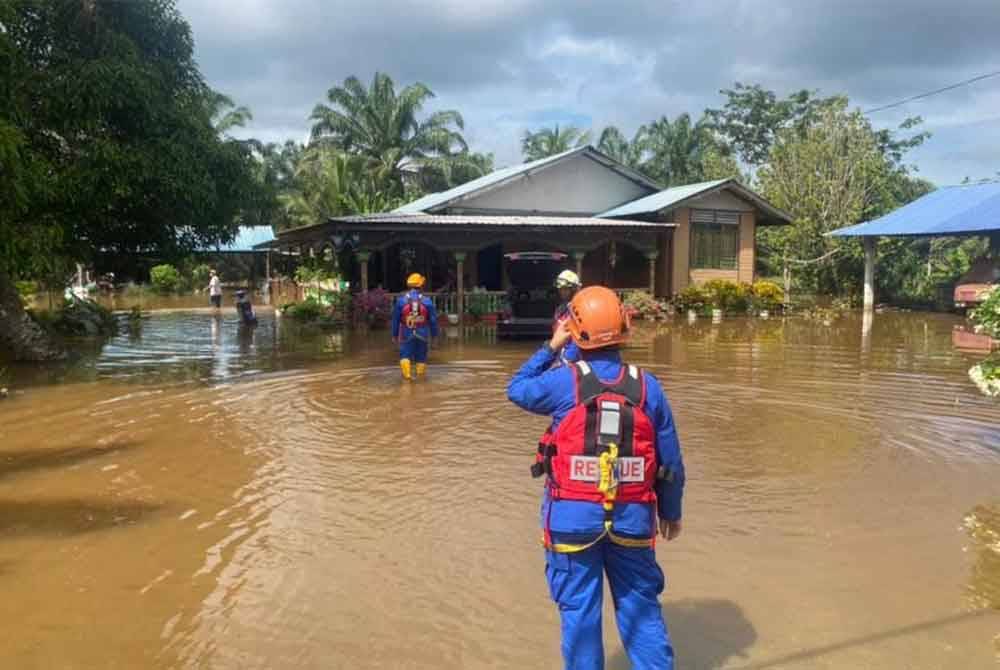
[270,146,790,308]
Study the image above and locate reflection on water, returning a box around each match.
[1,311,999,669]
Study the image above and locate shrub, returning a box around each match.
[466,291,495,320]
[15,280,39,305]
[150,264,181,294]
[39,299,118,336]
[673,285,709,314]
[622,290,671,321]
[750,280,785,312]
[190,264,212,289]
[702,280,751,313]
[971,287,1000,339]
[353,289,391,327]
[282,298,324,321]
[969,354,1000,398]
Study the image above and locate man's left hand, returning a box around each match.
[659,519,682,541]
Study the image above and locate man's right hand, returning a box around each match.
[549,321,572,352]
[659,519,682,541]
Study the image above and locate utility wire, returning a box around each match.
[863,69,1000,114]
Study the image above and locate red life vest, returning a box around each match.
[400,294,429,332]
[532,361,657,505]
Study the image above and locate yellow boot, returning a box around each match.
[399,358,413,380]
[415,362,427,377]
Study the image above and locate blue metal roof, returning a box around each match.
[200,226,275,252]
[830,182,1000,237]
[394,146,660,214]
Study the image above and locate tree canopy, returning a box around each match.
[521,124,592,162]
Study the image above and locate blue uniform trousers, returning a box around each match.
[399,336,428,363]
[546,541,673,670]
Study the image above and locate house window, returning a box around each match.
[690,210,740,270]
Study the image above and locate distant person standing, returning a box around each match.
[235,289,258,327]
[208,270,222,309]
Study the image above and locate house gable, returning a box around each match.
[449,152,654,216]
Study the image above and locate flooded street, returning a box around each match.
[1,311,999,669]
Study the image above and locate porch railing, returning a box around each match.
[388,290,507,315]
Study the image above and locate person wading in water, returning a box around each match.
[508,285,685,670]
[390,273,439,380]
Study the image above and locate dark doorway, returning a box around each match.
[477,244,503,290]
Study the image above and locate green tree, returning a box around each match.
[705,83,843,170]
[596,126,646,169]
[757,100,909,294]
[0,0,260,360]
[640,114,741,187]
[521,124,592,162]
[309,72,468,192]
[413,150,494,192]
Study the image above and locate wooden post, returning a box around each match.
[454,251,466,320]
[357,250,371,293]
[572,251,586,282]
[264,250,272,305]
[863,237,876,311]
[645,251,658,295]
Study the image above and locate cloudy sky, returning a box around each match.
[176,0,1000,185]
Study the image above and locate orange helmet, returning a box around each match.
[566,286,630,350]
[406,273,425,288]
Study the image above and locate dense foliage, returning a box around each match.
[149,264,182,294]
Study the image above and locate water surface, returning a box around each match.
[1,311,998,669]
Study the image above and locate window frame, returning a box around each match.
[689,209,741,270]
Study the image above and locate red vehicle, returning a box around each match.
[954,256,1000,309]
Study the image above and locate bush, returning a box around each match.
[190,264,212,290]
[971,287,1000,339]
[969,354,1000,398]
[150,264,181,294]
[702,280,751,313]
[750,280,785,312]
[15,280,39,305]
[673,285,709,314]
[353,289,391,327]
[622,291,671,321]
[282,298,324,321]
[36,298,118,337]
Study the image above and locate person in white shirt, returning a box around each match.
[208,270,222,309]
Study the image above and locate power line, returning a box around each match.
[863,69,1000,114]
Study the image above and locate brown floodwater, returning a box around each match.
[1,310,999,669]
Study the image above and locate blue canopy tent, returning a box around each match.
[829,183,1000,309]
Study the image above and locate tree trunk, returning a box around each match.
[0,269,66,361]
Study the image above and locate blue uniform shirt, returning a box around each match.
[391,290,439,341]
[508,346,685,540]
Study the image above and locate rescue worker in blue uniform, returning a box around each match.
[508,286,685,670]
[553,269,582,366]
[391,273,439,380]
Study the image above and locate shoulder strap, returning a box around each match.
[610,365,645,406]
[574,361,605,404]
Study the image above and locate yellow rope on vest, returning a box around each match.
[545,444,655,553]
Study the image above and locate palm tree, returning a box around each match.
[640,114,739,187]
[521,124,592,162]
[206,91,253,137]
[309,72,468,191]
[278,146,403,230]
[596,126,647,169]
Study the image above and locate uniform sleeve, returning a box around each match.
[390,297,401,338]
[426,298,439,337]
[644,374,685,522]
[507,346,564,416]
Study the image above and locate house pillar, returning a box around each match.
[357,250,371,293]
[645,251,658,295]
[672,208,691,292]
[572,251,586,282]
[454,251,466,318]
[863,237,876,311]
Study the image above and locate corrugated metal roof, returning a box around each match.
[830,182,1000,237]
[597,178,792,225]
[201,226,274,252]
[329,213,673,229]
[393,146,660,214]
[598,179,729,218]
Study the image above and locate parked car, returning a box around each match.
[954,255,1000,308]
[497,252,568,339]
